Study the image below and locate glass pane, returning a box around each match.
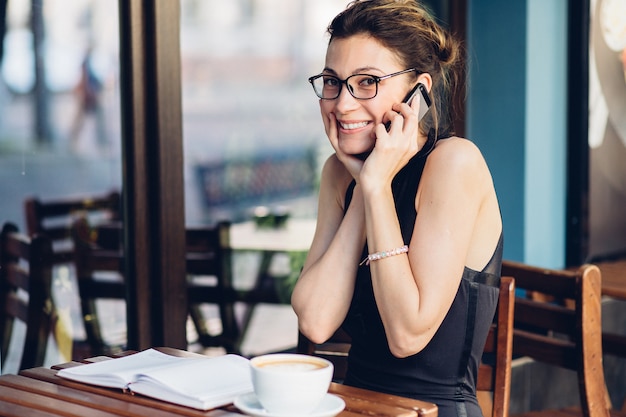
[0,0,122,371]
[180,0,346,356]
[181,0,354,226]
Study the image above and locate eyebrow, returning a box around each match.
[322,66,384,76]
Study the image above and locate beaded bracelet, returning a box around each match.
[359,245,409,266]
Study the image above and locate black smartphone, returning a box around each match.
[385,82,431,131]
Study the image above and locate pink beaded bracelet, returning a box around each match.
[359,245,409,266]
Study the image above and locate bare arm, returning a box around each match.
[360,138,501,357]
[291,155,366,343]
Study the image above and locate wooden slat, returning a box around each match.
[0,400,67,417]
[331,383,425,417]
[38,227,73,242]
[5,293,29,322]
[5,264,30,290]
[477,364,494,391]
[4,233,30,258]
[1,225,54,372]
[16,368,218,416]
[513,298,576,336]
[80,281,125,299]
[501,260,578,296]
[513,330,576,371]
[0,383,116,417]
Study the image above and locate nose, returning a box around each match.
[333,83,359,113]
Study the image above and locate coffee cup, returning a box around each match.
[249,353,333,415]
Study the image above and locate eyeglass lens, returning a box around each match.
[312,74,378,99]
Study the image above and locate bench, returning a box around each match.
[195,147,318,223]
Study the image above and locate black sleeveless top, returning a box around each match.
[341,143,503,417]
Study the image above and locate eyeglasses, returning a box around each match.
[308,68,418,100]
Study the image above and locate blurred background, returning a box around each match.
[0,0,353,373]
[0,0,352,228]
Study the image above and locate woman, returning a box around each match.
[291,1,503,416]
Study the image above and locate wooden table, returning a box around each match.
[0,348,438,417]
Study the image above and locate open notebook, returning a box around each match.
[57,349,253,410]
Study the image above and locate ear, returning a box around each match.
[416,73,433,93]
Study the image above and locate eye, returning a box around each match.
[358,76,378,87]
[323,76,340,87]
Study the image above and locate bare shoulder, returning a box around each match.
[321,153,346,176]
[429,137,485,165]
[425,137,491,178]
[421,136,495,196]
[321,154,352,185]
[319,153,354,205]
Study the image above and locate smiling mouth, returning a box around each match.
[339,121,369,130]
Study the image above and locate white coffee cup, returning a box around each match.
[249,353,333,415]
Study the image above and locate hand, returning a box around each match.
[360,97,422,191]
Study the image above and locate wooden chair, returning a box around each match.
[24,190,121,264]
[297,276,515,417]
[188,222,291,355]
[585,257,626,413]
[0,223,55,372]
[70,218,240,356]
[71,218,126,357]
[185,222,239,353]
[501,260,623,417]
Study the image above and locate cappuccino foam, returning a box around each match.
[256,359,326,372]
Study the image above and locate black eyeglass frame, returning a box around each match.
[308,67,419,100]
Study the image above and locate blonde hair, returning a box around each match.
[327,0,464,137]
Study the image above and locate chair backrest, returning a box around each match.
[297,277,515,417]
[24,190,121,264]
[477,276,515,417]
[501,260,611,417]
[0,222,54,372]
[70,218,238,356]
[185,222,238,353]
[71,218,126,357]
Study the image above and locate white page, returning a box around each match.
[129,354,253,410]
[57,349,194,388]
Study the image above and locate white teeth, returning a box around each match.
[340,121,368,130]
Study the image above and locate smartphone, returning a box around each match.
[385,82,431,131]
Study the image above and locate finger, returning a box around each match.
[395,102,418,134]
[384,110,403,132]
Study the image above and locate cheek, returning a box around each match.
[366,100,393,122]
[319,101,334,116]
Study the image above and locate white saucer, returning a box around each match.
[234,392,345,417]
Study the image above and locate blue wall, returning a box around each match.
[466,1,527,262]
[524,0,567,268]
[466,1,568,268]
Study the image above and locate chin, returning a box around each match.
[338,141,374,160]
[339,146,371,160]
